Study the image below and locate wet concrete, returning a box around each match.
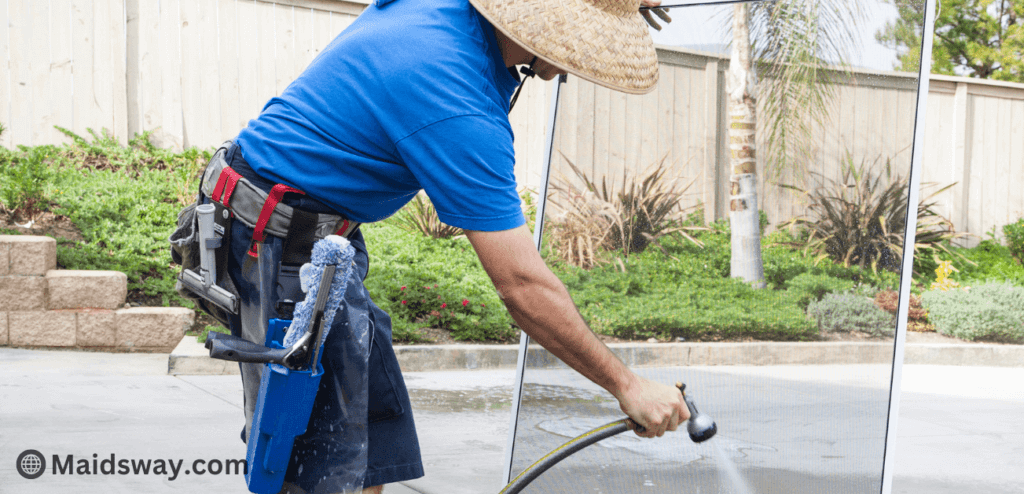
[2,349,1022,494]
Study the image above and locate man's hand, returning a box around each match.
[640,0,673,31]
[616,376,690,438]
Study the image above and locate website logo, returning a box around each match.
[16,450,46,480]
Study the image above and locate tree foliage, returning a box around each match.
[876,0,1024,82]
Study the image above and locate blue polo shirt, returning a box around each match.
[235,0,525,232]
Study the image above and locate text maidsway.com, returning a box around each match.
[16,450,246,481]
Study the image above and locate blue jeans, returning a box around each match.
[220,143,424,490]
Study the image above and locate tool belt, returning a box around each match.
[170,141,361,324]
[199,142,361,251]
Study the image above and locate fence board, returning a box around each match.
[237,0,261,128]
[110,0,128,143]
[556,75,578,176]
[275,4,295,95]
[1011,101,1024,222]
[639,81,658,171]
[313,9,332,58]
[966,96,988,238]
[623,85,641,177]
[198,0,223,147]
[8,0,31,146]
[51,0,74,144]
[295,8,315,73]
[330,11,354,38]
[157,0,184,149]
[995,98,1012,229]
[30,0,54,145]
[0,0,11,148]
[592,85,610,184]
[219,0,242,140]
[180,0,202,148]
[71,0,96,138]
[895,87,916,173]
[660,67,676,169]
[608,81,627,176]
[255,2,277,111]
[576,80,595,179]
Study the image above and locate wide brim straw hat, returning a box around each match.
[469,0,659,94]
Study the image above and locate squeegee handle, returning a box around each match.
[208,338,290,365]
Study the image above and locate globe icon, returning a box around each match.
[20,454,43,475]
[17,450,46,479]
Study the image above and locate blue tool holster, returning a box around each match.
[207,236,368,494]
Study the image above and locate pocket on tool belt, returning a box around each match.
[168,194,236,326]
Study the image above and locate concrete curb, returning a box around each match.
[168,337,1024,375]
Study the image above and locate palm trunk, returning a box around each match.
[727,3,766,288]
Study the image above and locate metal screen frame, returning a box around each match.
[502,1,938,490]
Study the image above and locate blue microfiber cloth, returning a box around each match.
[282,235,356,350]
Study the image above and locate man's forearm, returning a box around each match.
[466,225,639,400]
[499,268,639,401]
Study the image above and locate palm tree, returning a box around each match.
[724,0,862,288]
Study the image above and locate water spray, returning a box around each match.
[500,382,717,494]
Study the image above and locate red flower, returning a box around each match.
[441,303,447,309]
[424,286,431,290]
[401,286,406,291]
[401,300,407,305]
[481,303,486,307]
[434,284,438,288]
[462,299,469,306]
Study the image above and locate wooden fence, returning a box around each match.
[2,0,1022,242]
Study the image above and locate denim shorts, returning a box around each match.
[220,143,424,490]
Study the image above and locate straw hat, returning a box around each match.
[469,0,659,94]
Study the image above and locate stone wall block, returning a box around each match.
[47,270,128,310]
[9,311,77,346]
[0,242,9,275]
[116,307,194,350]
[0,276,47,311]
[2,235,56,275]
[1,312,7,345]
[77,309,117,347]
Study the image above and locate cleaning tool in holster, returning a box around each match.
[207,235,360,494]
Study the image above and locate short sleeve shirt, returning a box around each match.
[235,0,525,231]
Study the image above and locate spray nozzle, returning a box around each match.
[678,382,718,443]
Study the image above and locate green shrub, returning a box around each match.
[362,220,515,342]
[0,145,58,215]
[807,292,896,336]
[1003,218,1024,263]
[565,272,817,341]
[780,153,960,274]
[915,240,1024,288]
[22,129,212,306]
[921,282,1024,343]
[555,153,702,258]
[785,272,855,309]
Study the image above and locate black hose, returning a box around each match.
[499,418,637,494]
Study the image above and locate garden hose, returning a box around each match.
[500,383,716,494]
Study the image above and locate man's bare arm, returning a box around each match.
[465,225,688,437]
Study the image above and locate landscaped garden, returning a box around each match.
[2,128,1023,344]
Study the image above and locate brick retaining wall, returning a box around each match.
[0,235,193,352]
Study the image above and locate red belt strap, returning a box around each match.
[247,184,305,258]
[211,166,243,207]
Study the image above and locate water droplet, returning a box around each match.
[298,464,304,475]
[642,479,654,487]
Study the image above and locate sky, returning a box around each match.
[647,0,907,73]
